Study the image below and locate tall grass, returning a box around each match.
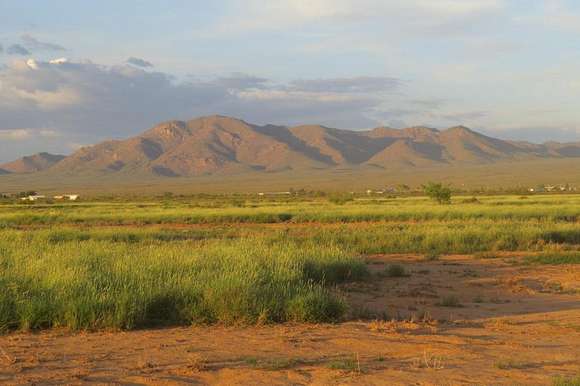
[1,194,579,332]
[0,232,367,331]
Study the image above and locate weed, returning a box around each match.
[553,375,580,386]
[248,357,300,370]
[474,251,500,259]
[328,353,361,373]
[424,253,441,261]
[437,295,462,308]
[412,350,445,369]
[383,264,409,278]
[524,252,580,265]
[494,358,531,370]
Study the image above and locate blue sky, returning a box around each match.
[1,0,580,161]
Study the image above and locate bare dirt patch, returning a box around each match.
[1,255,578,385]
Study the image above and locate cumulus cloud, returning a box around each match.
[0,60,226,138]
[126,57,153,68]
[7,44,30,56]
[21,34,66,51]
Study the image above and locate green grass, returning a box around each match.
[2,194,580,227]
[1,194,579,332]
[327,354,361,372]
[553,375,580,386]
[524,252,580,265]
[0,233,367,331]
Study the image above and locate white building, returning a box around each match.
[20,195,46,201]
[54,194,80,201]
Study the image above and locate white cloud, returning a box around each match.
[0,128,61,141]
[210,0,506,35]
[236,89,364,103]
[0,129,32,140]
[26,59,39,70]
[49,58,69,65]
[38,129,61,138]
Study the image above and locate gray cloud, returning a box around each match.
[21,34,66,51]
[408,99,445,109]
[289,76,402,93]
[7,44,31,55]
[0,44,3,53]
[126,57,153,68]
[482,126,580,144]
[441,111,489,121]
[214,73,269,90]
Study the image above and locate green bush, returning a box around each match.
[423,182,452,204]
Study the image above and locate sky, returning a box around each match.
[1,0,580,161]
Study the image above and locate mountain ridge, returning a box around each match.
[3,115,580,177]
[0,152,66,174]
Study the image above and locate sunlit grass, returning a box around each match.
[1,194,579,332]
[0,234,367,331]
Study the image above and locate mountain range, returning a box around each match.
[2,115,580,177]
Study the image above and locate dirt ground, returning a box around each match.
[1,255,578,385]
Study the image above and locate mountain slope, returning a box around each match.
[51,116,332,176]
[3,116,580,177]
[0,152,65,173]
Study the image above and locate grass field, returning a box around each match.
[1,194,579,332]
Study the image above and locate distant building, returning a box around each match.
[257,192,291,196]
[54,194,80,201]
[20,195,46,201]
[528,184,576,193]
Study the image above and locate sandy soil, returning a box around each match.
[0,255,578,385]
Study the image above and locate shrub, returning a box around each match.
[383,264,408,277]
[423,182,452,204]
[328,194,354,205]
[437,295,462,307]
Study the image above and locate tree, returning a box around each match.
[17,191,37,198]
[423,182,452,204]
